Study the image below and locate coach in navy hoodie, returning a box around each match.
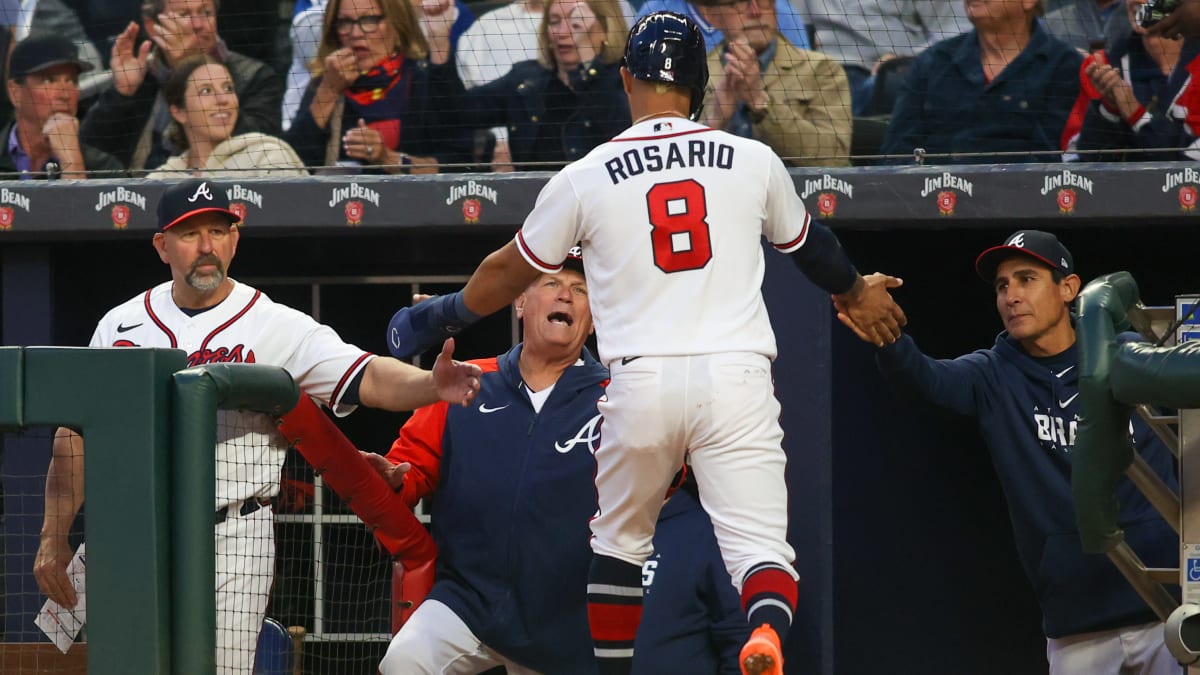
[374,250,606,674]
[858,230,1179,675]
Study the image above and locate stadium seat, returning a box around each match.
[863,55,915,118]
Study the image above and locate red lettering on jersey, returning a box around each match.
[112,339,137,347]
[186,344,257,367]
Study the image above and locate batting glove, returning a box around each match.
[387,292,482,359]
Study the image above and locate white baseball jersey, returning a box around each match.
[90,279,375,509]
[515,118,812,365]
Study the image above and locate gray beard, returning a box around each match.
[186,266,225,292]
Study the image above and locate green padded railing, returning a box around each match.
[0,346,185,674]
[1075,273,1200,553]
[171,363,299,674]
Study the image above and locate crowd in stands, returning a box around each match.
[0,0,1197,177]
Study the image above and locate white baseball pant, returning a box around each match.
[590,352,797,589]
[215,503,274,675]
[379,599,541,675]
[1046,621,1181,675]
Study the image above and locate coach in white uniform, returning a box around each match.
[32,178,481,674]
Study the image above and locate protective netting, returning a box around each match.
[2,0,1192,178]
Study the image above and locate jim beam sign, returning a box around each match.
[800,174,854,218]
[1163,167,1200,212]
[446,180,499,224]
[1040,169,1093,215]
[0,187,31,231]
[920,172,973,216]
[95,186,147,229]
[226,184,264,225]
[329,183,381,226]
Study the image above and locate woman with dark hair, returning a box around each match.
[146,55,306,178]
[425,0,630,170]
[284,0,472,173]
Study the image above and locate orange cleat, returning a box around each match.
[740,623,783,675]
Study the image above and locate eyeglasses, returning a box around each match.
[333,14,385,35]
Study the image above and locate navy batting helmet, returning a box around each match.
[622,12,708,121]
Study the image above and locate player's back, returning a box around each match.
[563,119,809,364]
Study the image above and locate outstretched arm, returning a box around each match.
[359,338,480,410]
[33,428,85,608]
[461,240,543,317]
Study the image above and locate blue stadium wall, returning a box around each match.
[2,167,1197,674]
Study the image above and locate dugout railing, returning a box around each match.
[0,348,300,674]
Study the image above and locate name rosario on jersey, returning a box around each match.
[605,140,735,185]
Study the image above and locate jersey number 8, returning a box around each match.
[646,179,712,273]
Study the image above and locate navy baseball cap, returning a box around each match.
[975,230,1074,282]
[157,179,240,231]
[9,35,93,79]
[562,245,584,276]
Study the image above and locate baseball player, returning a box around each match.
[32,178,481,675]
[385,12,905,675]
[838,231,1181,675]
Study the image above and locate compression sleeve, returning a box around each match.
[788,220,859,295]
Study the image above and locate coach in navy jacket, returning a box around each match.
[866,230,1178,673]
[376,251,605,674]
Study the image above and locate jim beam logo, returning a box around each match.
[226,184,263,225]
[446,180,499,224]
[0,187,31,231]
[95,186,147,230]
[1163,167,1200,211]
[920,172,974,216]
[1040,169,1093,215]
[799,174,854,218]
[329,182,381,226]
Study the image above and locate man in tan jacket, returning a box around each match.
[694,0,851,166]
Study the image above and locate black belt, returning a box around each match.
[215,498,271,525]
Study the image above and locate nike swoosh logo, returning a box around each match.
[621,356,642,365]
[116,323,143,333]
[1055,366,1075,378]
[1058,394,1079,408]
[478,403,510,414]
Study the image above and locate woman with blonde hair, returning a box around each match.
[425,0,630,170]
[285,0,473,173]
[146,55,307,179]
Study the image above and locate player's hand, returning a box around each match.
[322,47,360,92]
[359,451,412,492]
[343,119,385,164]
[833,273,906,347]
[150,10,205,65]
[1146,0,1200,38]
[431,338,481,406]
[33,535,77,608]
[110,22,152,96]
[568,2,601,65]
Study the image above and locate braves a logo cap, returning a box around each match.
[562,244,585,276]
[157,179,240,231]
[975,230,1074,282]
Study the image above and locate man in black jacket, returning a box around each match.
[0,34,123,179]
[80,0,282,173]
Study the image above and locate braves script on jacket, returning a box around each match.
[91,279,374,509]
